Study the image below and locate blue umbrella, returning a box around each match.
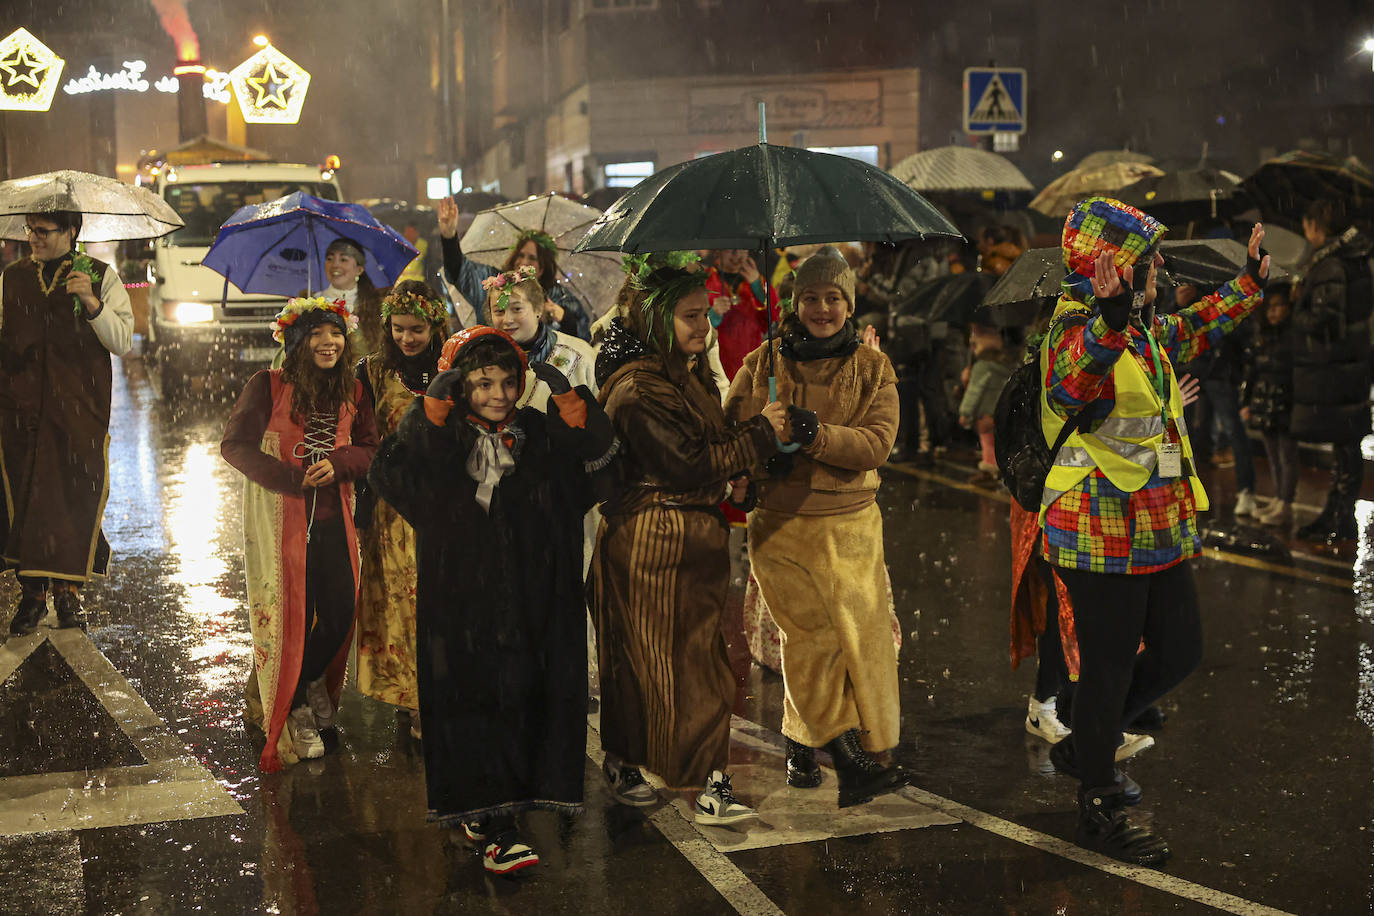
[202,191,418,297]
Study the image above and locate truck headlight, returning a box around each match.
[165,301,215,324]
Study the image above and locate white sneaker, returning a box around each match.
[694,770,758,827]
[1256,499,1293,527]
[305,677,335,730]
[289,706,325,759]
[1234,489,1259,517]
[1025,695,1072,743]
[1115,732,1155,762]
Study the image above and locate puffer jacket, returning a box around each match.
[1290,228,1373,442]
[1242,316,1295,433]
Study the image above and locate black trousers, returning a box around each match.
[292,518,355,707]
[1033,558,1070,703]
[1056,562,1203,788]
[1331,439,1364,516]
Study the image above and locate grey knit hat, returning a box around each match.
[793,246,856,307]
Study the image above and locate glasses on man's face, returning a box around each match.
[24,225,61,240]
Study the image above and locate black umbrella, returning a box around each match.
[1241,150,1374,231]
[1116,167,1243,228]
[573,137,961,432]
[981,239,1275,327]
[573,142,959,253]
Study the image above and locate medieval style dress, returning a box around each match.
[368,335,607,824]
[0,254,133,583]
[221,370,378,771]
[725,318,902,753]
[588,319,776,790]
[353,349,435,710]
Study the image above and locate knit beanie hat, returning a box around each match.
[792,246,856,309]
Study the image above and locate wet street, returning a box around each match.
[2,358,1371,916]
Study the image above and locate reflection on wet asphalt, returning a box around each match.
[2,359,1370,914]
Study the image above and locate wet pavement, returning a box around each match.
[1,358,1370,915]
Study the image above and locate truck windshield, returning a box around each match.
[162,182,341,246]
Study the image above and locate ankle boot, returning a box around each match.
[8,588,47,636]
[1296,490,1338,540]
[53,588,86,630]
[823,729,906,808]
[1077,784,1170,866]
[785,737,822,788]
[1049,738,1143,805]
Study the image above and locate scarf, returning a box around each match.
[778,315,859,362]
[394,338,441,393]
[519,322,555,365]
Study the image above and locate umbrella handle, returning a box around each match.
[768,375,801,453]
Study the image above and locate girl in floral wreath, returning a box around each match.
[589,264,785,824]
[353,280,448,739]
[480,265,599,408]
[221,297,379,771]
[436,196,592,340]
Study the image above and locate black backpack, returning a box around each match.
[994,316,1089,512]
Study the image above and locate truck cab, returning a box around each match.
[146,161,342,392]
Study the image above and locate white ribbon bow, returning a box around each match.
[466,429,515,512]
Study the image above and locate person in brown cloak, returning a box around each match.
[2,210,134,635]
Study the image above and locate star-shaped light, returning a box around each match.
[246,58,292,109]
[0,28,64,112]
[230,43,309,125]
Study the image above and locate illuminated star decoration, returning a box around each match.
[229,43,309,125]
[0,28,65,112]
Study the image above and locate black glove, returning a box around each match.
[764,450,795,480]
[787,405,819,448]
[727,479,758,513]
[422,368,467,426]
[531,361,572,395]
[1244,248,1270,290]
[1097,290,1133,333]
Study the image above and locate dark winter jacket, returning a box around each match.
[1290,228,1374,442]
[1242,317,1295,433]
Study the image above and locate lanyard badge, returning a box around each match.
[1138,331,1183,479]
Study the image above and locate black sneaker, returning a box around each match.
[602,758,658,807]
[462,818,488,843]
[483,832,539,876]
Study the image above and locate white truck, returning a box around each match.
[145,161,343,392]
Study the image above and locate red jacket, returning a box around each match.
[706,268,778,380]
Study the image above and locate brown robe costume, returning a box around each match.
[588,323,775,790]
[0,256,115,581]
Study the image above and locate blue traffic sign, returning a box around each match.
[964,67,1027,135]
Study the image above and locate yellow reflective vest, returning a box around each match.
[1038,302,1208,518]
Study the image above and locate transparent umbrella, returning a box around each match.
[460,192,623,317]
[0,169,183,242]
[890,146,1034,194]
[1030,162,1165,219]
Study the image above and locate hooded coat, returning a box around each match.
[1289,228,1373,443]
[368,328,607,823]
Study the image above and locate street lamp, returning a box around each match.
[1363,37,1374,70]
[252,34,270,48]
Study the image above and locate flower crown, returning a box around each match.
[481,265,539,313]
[381,287,448,326]
[628,261,708,351]
[514,229,557,254]
[270,296,358,343]
[621,249,701,281]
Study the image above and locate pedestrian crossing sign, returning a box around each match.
[964,68,1026,135]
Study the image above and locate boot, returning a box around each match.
[823,729,906,809]
[1049,737,1142,805]
[53,588,86,630]
[1077,784,1171,867]
[8,587,47,636]
[785,737,822,789]
[1296,490,1338,541]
